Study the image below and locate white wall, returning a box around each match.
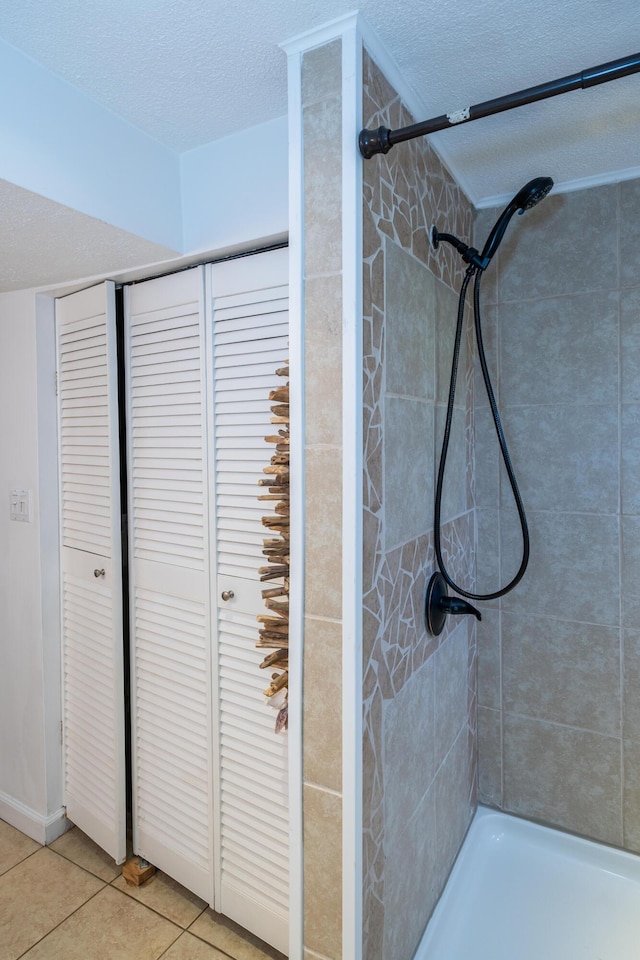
[0,37,289,260]
[0,38,182,251]
[36,295,63,833]
[181,116,288,254]
[0,290,63,841]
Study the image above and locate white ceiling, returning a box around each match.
[1,0,640,288]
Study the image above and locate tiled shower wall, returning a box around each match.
[362,51,477,960]
[475,180,640,852]
[301,39,343,960]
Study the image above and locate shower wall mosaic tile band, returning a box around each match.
[362,50,477,960]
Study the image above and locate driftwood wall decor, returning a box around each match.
[257,363,289,733]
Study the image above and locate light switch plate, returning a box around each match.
[10,488,32,522]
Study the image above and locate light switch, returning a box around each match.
[10,489,32,522]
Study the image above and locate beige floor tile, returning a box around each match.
[21,885,180,960]
[111,870,206,928]
[161,932,230,959]
[49,827,120,882]
[189,910,286,960]
[0,819,40,876]
[0,847,104,960]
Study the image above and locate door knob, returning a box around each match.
[221,590,235,602]
[94,568,106,578]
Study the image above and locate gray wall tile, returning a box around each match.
[473,209,499,306]
[435,403,467,522]
[474,178,639,854]
[383,656,435,849]
[383,788,438,960]
[622,403,640,514]
[472,302,498,410]
[474,407,499,508]
[619,180,640,288]
[475,507,501,601]
[498,186,618,301]
[623,629,640,741]
[499,292,618,407]
[434,727,474,883]
[623,738,640,853]
[434,622,469,768]
[363,52,477,959]
[478,707,502,806]
[500,510,620,626]
[622,516,640,628]
[502,403,619,514]
[436,276,470,406]
[477,608,501,709]
[384,396,433,548]
[621,288,640,403]
[385,240,436,400]
[502,613,620,735]
[503,714,622,845]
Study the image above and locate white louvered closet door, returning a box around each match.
[55,282,126,864]
[124,267,214,903]
[209,247,289,955]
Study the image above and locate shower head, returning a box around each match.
[479,177,554,268]
[511,176,554,212]
[431,176,553,272]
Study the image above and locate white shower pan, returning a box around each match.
[415,805,640,960]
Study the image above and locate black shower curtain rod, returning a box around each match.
[359,51,640,159]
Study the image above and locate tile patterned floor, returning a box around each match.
[0,819,286,960]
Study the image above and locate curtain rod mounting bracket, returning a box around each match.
[358,125,392,159]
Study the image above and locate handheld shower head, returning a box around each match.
[480,177,554,267]
[512,176,554,211]
[433,177,553,604]
[431,176,553,272]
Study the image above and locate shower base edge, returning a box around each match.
[414,804,640,960]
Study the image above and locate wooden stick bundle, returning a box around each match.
[257,364,290,733]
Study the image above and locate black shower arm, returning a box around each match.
[359,51,640,159]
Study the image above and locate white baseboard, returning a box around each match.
[0,790,71,845]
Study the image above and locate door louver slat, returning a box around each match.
[211,248,289,952]
[126,268,213,904]
[128,290,204,569]
[56,282,126,865]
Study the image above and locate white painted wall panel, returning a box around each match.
[180,116,288,255]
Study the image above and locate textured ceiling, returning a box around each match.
[1,0,639,201]
[1,1,640,290]
[0,180,177,293]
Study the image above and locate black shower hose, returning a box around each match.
[434,264,529,601]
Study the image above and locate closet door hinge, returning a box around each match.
[55,371,59,396]
[60,720,63,745]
